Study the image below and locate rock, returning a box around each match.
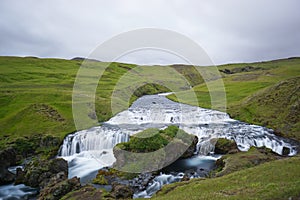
[282,147,290,156]
[38,176,81,200]
[15,157,82,200]
[214,138,239,154]
[220,66,261,74]
[111,183,134,199]
[181,175,190,182]
[60,185,105,200]
[0,147,17,167]
[16,158,68,188]
[15,167,25,185]
[113,127,198,172]
[0,147,17,185]
[180,136,198,158]
[40,135,60,149]
[0,167,15,185]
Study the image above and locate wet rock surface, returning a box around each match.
[15,158,80,200]
[39,176,81,200]
[0,148,17,185]
[213,138,239,154]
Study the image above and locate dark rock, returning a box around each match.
[181,175,190,182]
[111,183,134,199]
[38,176,81,200]
[282,147,290,156]
[71,57,101,62]
[0,167,15,185]
[0,147,17,167]
[16,158,68,188]
[129,173,154,192]
[180,136,198,158]
[40,135,60,148]
[60,185,105,200]
[15,167,25,185]
[220,66,262,75]
[0,147,17,185]
[220,69,232,74]
[214,138,239,154]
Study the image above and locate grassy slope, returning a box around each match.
[151,156,300,200]
[0,57,199,147]
[0,57,78,145]
[1,56,299,199]
[0,57,136,147]
[168,58,300,141]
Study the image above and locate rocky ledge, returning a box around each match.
[15,158,81,200]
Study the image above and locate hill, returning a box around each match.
[168,57,300,141]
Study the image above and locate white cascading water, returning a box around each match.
[59,93,298,181]
[133,172,185,198]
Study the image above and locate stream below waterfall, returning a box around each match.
[58,93,298,197]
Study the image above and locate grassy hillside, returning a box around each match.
[1,56,299,199]
[0,56,199,148]
[0,56,299,147]
[168,57,300,141]
[0,57,78,147]
[151,155,300,200]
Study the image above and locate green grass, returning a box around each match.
[168,58,300,141]
[1,56,299,146]
[113,126,195,173]
[0,56,202,148]
[1,56,299,199]
[151,156,300,200]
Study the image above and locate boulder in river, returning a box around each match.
[16,158,68,188]
[213,138,239,154]
[39,176,81,200]
[0,147,17,185]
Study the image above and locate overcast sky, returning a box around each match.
[0,0,300,65]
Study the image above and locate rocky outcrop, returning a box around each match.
[15,158,78,199]
[219,66,262,74]
[0,147,17,185]
[113,126,198,173]
[213,138,239,154]
[39,176,81,200]
[111,183,134,199]
[16,158,68,188]
[180,136,198,158]
[60,185,106,200]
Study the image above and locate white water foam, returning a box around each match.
[59,94,298,180]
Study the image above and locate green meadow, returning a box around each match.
[1,56,300,199]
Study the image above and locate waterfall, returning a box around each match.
[60,125,130,157]
[59,94,298,180]
[180,122,298,156]
[133,173,184,198]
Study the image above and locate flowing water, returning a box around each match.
[58,93,298,196]
[0,166,38,200]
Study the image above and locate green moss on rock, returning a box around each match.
[113,126,197,172]
[213,138,239,154]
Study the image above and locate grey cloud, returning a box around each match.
[0,0,300,64]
